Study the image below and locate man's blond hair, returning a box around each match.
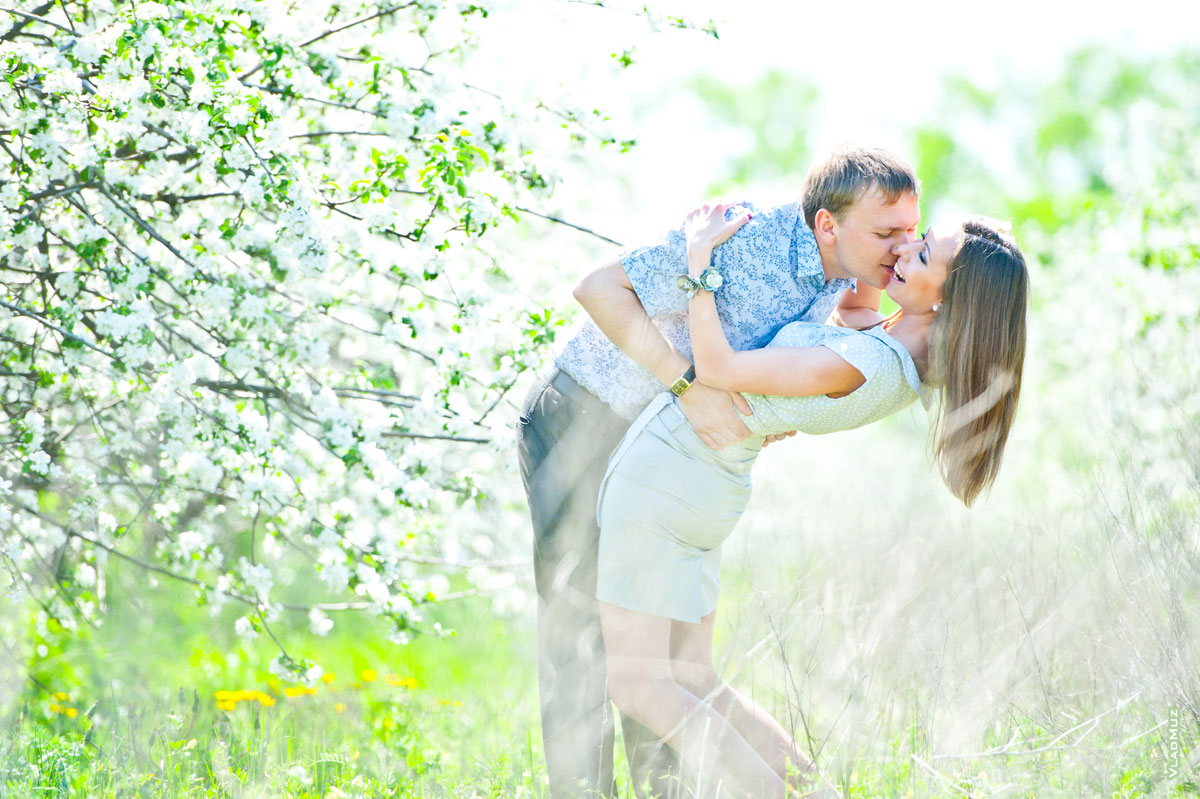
[801,145,919,229]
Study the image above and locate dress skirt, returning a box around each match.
[596,392,761,623]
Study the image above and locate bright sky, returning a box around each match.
[465,0,1199,242]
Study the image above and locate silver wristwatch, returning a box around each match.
[677,267,724,298]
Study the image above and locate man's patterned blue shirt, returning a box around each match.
[555,201,854,420]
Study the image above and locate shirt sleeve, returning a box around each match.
[620,201,762,318]
[619,224,689,317]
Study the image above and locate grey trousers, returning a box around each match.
[517,369,682,799]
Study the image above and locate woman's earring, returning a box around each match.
[931,302,941,313]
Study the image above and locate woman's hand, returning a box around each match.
[684,202,751,272]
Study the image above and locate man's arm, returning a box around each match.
[828,284,885,329]
[573,260,753,450]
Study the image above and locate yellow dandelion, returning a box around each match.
[65,708,78,719]
[360,668,377,682]
[385,674,418,688]
[284,686,318,698]
[321,673,335,684]
[214,690,238,702]
[217,701,237,711]
[53,691,69,701]
[334,703,346,713]
[49,703,63,714]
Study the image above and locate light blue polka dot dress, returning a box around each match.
[595,321,930,623]
[740,321,929,437]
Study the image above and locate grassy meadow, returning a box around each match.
[3,231,1197,799]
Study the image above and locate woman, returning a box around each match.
[592,203,1029,798]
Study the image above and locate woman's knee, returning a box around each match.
[606,667,640,714]
[607,667,675,721]
[670,660,723,702]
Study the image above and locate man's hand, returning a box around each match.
[762,430,797,448]
[678,381,752,450]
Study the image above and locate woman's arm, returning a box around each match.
[684,204,867,398]
[572,258,755,450]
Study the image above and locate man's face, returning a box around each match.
[831,189,920,289]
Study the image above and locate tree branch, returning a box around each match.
[379,429,489,444]
[0,4,72,37]
[0,298,116,359]
[513,204,622,245]
[289,130,389,140]
[300,1,418,47]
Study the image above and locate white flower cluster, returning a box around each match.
[0,0,622,660]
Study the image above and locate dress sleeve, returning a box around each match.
[815,332,891,386]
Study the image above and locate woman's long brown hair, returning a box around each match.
[928,218,1029,506]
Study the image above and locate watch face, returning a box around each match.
[677,275,699,293]
[700,269,724,291]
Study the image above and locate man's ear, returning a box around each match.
[812,208,837,246]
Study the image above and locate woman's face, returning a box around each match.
[885,223,962,312]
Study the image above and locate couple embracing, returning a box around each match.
[516,146,1028,798]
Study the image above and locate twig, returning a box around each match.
[475,378,517,425]
[0,5,73,35]
[512,204,622,245]
[911,754,976,798]
[300,1,418,47]
[0,298,116,359]
[289,130,389,140]
[97,187,199,270]
[0,0,51,41]
[380,429,489,444]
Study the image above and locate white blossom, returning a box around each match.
[76,563,97,588]
[308,608,333,637]
[234,615,258,639]
[238,558,274,598]
[0,0,636,657]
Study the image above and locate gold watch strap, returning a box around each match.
[669,365,697,397]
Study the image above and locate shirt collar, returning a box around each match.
[794,216,827,283]
[795,221,854,296]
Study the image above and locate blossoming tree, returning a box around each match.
[0,0,708,681]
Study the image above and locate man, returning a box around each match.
[516,145,920,799]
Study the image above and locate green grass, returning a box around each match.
[3,581,1194,799]
[1,584,545,798]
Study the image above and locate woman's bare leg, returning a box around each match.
[669,612,839,799]
[599,600,789,799]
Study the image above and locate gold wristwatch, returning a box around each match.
[669,365,696,397]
